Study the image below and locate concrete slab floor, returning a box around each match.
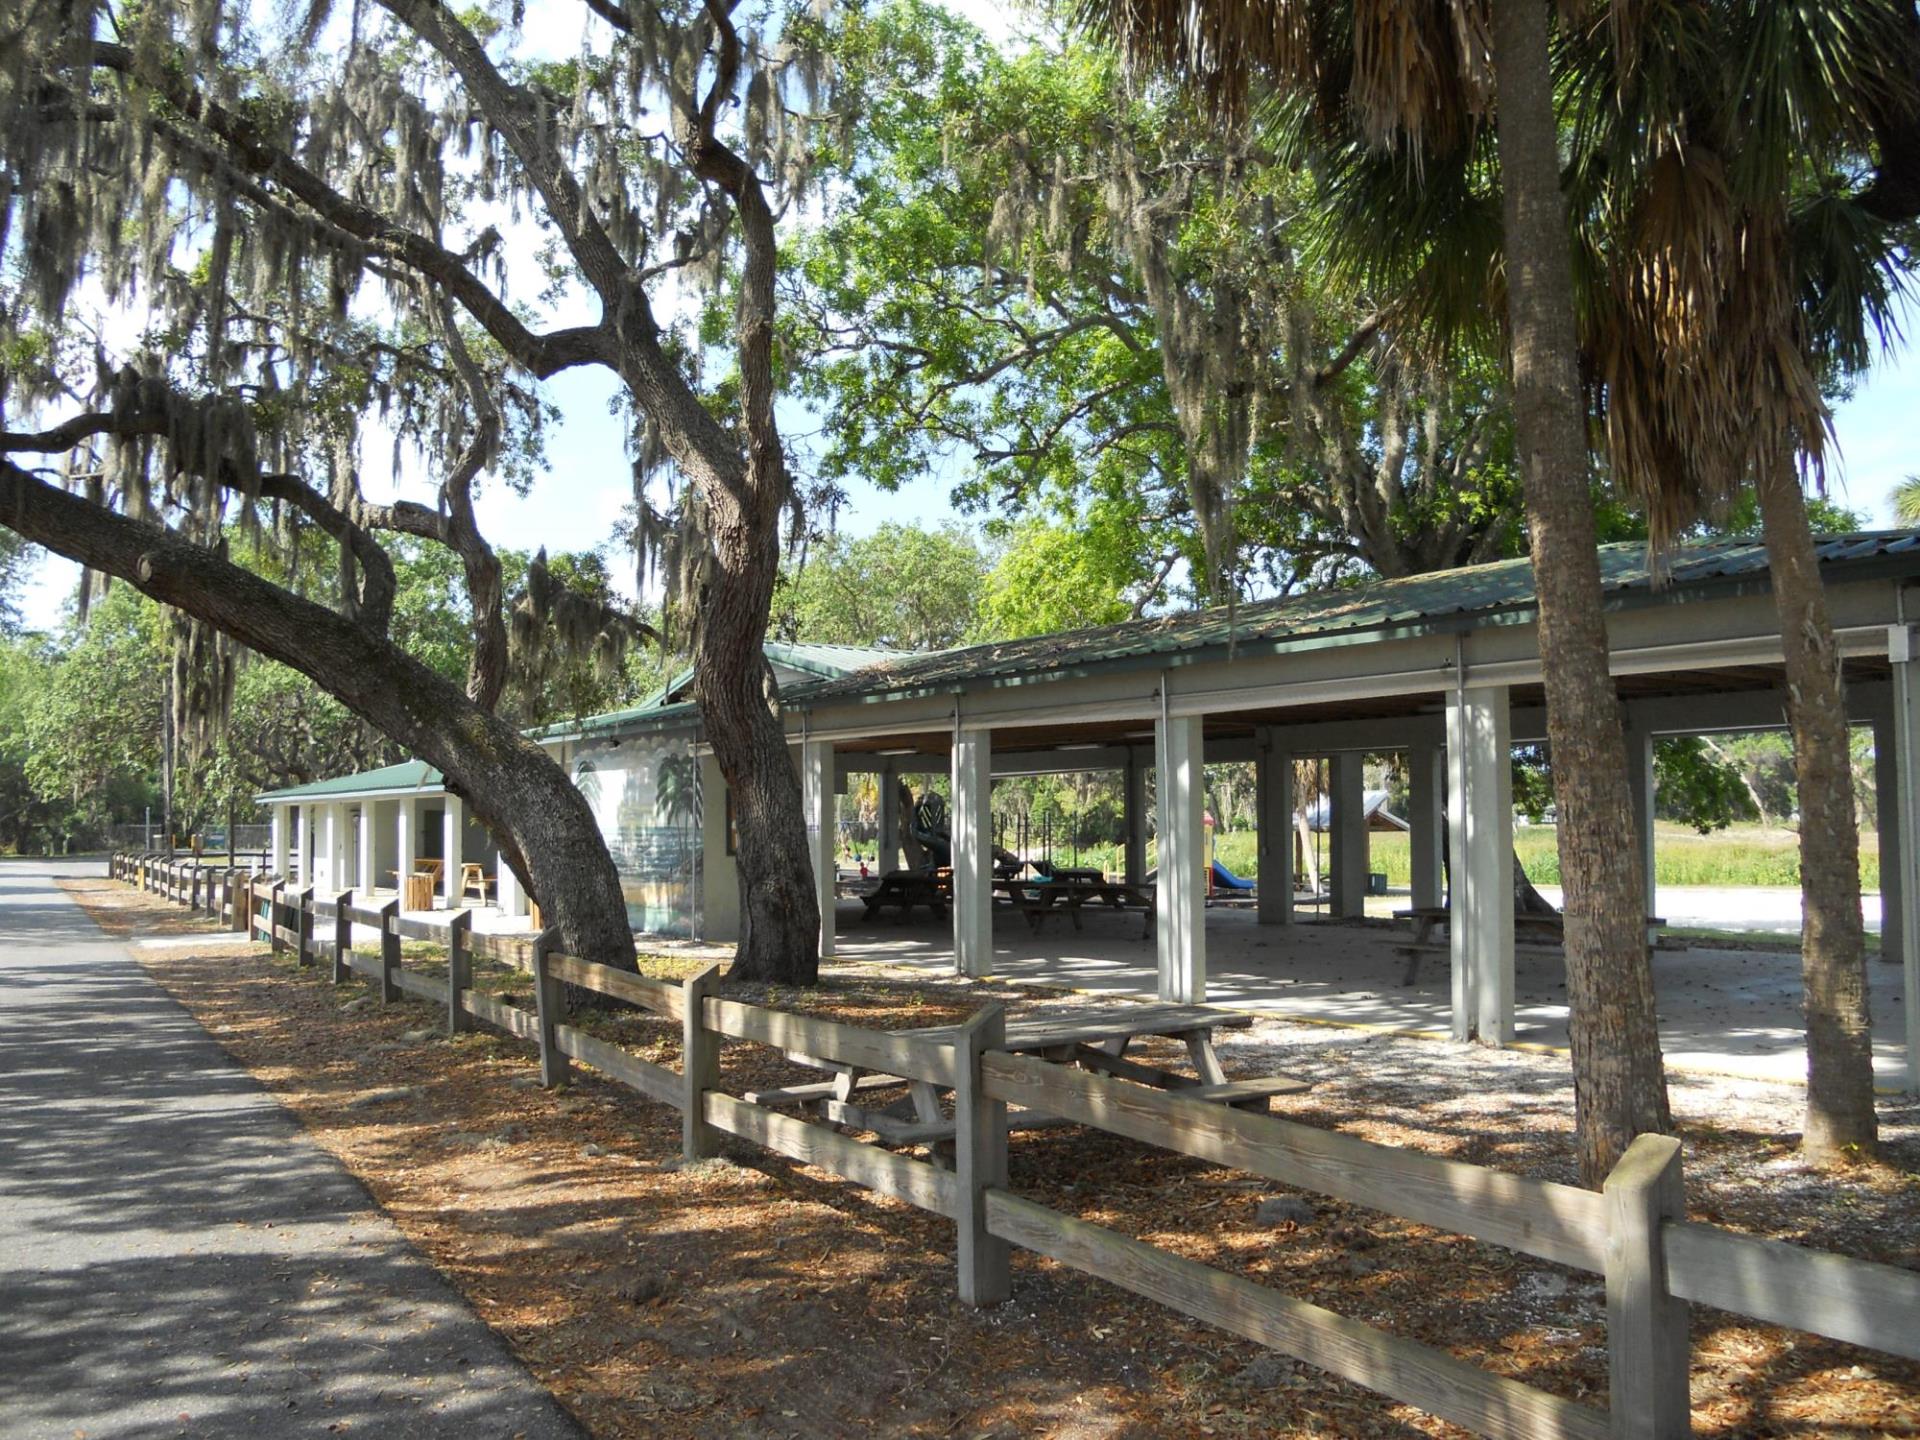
[829,900,1911,1090]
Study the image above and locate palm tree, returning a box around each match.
[1894,476,1920,526]
[1080,0,1670,1184]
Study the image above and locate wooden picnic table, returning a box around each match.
[742,1002,1310,1158]
[1391,905,1667,985]
[995,876,1155,938]
[859,869,950,924]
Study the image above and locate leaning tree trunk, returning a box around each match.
[0,459,636,968]
[1755,450,1878,1161]
[1490,0,1672,1186]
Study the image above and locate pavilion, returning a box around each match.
[257,534,1920,1090]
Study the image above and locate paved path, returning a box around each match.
[0,859,584,1440]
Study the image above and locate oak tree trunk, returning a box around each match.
[1,459,636,968]
[1489,0,1672,1186]
[1754,449,1878,1161]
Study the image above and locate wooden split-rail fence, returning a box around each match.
[109,852,1920,1439]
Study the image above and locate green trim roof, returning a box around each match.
[255,759,442,804]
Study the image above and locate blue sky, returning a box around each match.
[13,0,1917,627]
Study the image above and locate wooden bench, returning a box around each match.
[859,870,950,923]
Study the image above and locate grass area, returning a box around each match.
[1116,823,1883,891]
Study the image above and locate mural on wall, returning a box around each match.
[573,740,704,937]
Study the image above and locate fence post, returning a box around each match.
[682,962,724,1161]
[296,885,316,968]
[446,909,472,1036]
[532,927,568,1087]
[225,869,241,931]
[265,881,284,953]
[192,865,204,914]
[955,1004,1012,1305]
[1605,1133,1690,1439]
[379,898,401,1003]
[332,890,354,984]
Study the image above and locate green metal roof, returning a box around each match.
[256,759,442,804]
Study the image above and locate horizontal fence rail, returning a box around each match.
[108,854,1920,1439]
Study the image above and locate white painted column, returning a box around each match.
[497,853,526,917]
[1873,712,1902,968]
[1255,734,1294,925]
[442,796,464,908]
[802,740,836,959]
[397,800,416,893]
[1625,726,1658,928]
[270,807,289,880]
[1329,752,1369,918]
[293,806,309,885]
[1124,750,1149,887]
[877,761,900,874]
[319,805,340,893]
[1155,711,1206,1003]
[1889,622,1920,1092]
[951,730,994,977]
[1408,744,1445,910]
[1446,684,1515,1044]
[357,805,375,893]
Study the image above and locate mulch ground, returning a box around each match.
[65,876,1920,1439]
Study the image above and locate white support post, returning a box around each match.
[442,796,464,908]
[1626,725,1658,930]
[1446,682,1514,1044]
[877,760,900,875]
[497,854,526,917]
[1872,711,1902,969]
[1255,734,1294,925]
[357,805,375,894]
[396,799,416,895]
[321,804,342,893]
[1124,750,1149,888]
[951,730,994,977]
[293,806,309,886]
[802,740,836,959]
[1890,622,1920,1092]
[1329,751,1369,918]
[1155,709,1206,1004]
[1408,744,1444,911]
[270,806,289,881]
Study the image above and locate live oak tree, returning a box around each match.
[792,6,1524,607]
[1,0,842,979]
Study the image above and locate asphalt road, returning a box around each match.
[0,858,585,1440]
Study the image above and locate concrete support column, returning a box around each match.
[1889,623,1920,1092]
[1872,711,1902,968]
[271,807,289,880]
[397,800,416,893]
[951,731,994,977]
[802,740,836,960]
[498,854,526,917]
[293,806,309,886]
[1626,726,1658,925]
[1446,683,1515,1045]
[1124,751,1149,887]
[1408,744,1444,910]
[1255,734,1294,925]
[442,796,464,908]
[357,806,375,893]
[877,761,900,874]
[1155,711,1206,1003]
[319,805,340,893]
[1329,752,1369,919]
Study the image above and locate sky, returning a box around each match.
[13,0,1919,628]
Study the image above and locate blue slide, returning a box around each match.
[1211,859,1255,892]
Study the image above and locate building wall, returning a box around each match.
[701,752,738,943]
[572,735,704,937]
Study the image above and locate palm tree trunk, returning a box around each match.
[1489,0,1671,1186]
[1754,448,1878,1161]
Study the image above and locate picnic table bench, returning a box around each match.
[859,869,950,924]
[741,1002,1311,1160]
[1391,905,1667,985]
[994,876,1155,939]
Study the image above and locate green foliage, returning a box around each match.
[0,530,32,634]
[778,523,988,650]
[974,517,1141,639]
[1893,476,1920,527]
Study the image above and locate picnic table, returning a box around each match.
[1391,905,1667,985]
[741,1002,1311,1158]
[859,869,951,924]
[995,875,1155,938]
